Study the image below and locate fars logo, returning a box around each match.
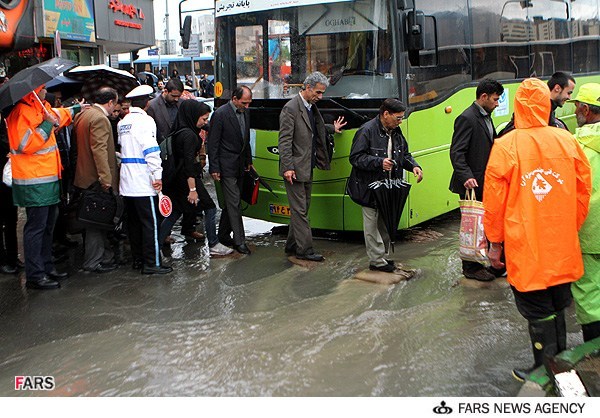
[267,146,279,155]
[15,376,55,391]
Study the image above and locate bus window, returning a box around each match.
[216,0,399,99]
[572,0,600,74]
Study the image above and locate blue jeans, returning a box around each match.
[24,205,58,282]
[159,207,218,248]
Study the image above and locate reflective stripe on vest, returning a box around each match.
[12,174,59,185]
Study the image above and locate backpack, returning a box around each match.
[159,128,186,185]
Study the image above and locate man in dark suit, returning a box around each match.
[147,77,184,144]
[449,78,504,281]
[207,86,253,254]
[278,72,345,262]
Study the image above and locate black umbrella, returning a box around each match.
[65,64,139,99]
[0,57,78,111]
[45,75,83,100]
[368,176,412,252]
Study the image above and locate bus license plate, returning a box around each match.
[269,204,291,217]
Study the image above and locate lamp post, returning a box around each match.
[165,0,170,55]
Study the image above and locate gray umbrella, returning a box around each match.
[0,57,78,111]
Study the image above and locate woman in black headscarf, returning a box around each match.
[159,100,232,256]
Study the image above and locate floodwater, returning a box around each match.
[0,210,584,396]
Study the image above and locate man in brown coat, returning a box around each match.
[73,87,119,273]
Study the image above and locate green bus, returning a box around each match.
[213,0,600,231]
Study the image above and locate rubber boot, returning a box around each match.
[512,316,558,382]
[582,321,600,342]
[555,310,567,353]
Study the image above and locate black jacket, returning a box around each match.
[449,102,496,199]
[347,117,420,208]
[207,102,252,178]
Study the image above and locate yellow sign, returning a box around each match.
[214,81,223,98]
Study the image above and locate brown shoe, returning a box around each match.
[464,268,495,282]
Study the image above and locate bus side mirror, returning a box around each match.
[407,10,425,52]
[181,15,192,49]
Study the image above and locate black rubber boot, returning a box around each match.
[555,310,567,353]
[582,321,600,342]
[512,317,558,382]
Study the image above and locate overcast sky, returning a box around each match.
[152,0,215,42]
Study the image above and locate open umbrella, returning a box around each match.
[0,57,78,111]
[45,75,83,100]
[368,176,411,252]
[65,64,139,99]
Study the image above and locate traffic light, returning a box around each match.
[181,16,192,49]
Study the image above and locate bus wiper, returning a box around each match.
[327,98,370,122]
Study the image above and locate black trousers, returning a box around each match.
[511,283,572,321]
[0,183,18,267]
[124,196,162,267]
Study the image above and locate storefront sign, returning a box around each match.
[215,0,351,17]
[109,0,145,30]
[94,0,154,47]
[43,0,96,42]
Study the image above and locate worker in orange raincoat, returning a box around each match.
[6,85,83,290]
[483,78,592,382]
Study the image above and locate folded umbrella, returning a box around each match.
[368,176,411,252]
[66,64,139,99]
[250,166,276,197]
[0,57,78,111]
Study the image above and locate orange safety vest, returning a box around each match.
[483,78,592,292]
[6,89,76,207]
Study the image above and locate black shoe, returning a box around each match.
[234,244,251,254]
[47,269,68,280]
[132,259,143,270]
[0,264,17,274]
[463,268,495,282]
[369,263,395,273]
[142,264,173,274]
[512,366,536,382]
[296,252,324,262]
[385,259,395,266]
[26,277,60,290]
[487,266,507,278]
[84,263,118,274]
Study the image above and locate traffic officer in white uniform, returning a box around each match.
[118,85,172,274]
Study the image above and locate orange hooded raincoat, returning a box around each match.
[6,86,79,207]
[483,78,592,292]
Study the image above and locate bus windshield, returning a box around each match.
[215,0,399,99]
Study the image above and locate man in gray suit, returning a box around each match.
[278,72,345,262]
[147,77,184,144]
[208,86,253,254]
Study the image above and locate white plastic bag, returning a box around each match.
[2,158,11,187]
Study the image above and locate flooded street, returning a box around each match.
[0,208,585,396]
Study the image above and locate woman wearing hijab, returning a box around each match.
[159,100,233,256]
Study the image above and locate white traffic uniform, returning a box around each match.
[118,107,162,196]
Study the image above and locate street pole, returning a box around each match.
[165,0,170,55]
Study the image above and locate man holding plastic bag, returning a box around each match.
[449,79,504,281]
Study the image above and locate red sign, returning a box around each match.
[159,193,172,217]
[108,0,145,21]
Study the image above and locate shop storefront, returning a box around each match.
[0,0,154,78]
